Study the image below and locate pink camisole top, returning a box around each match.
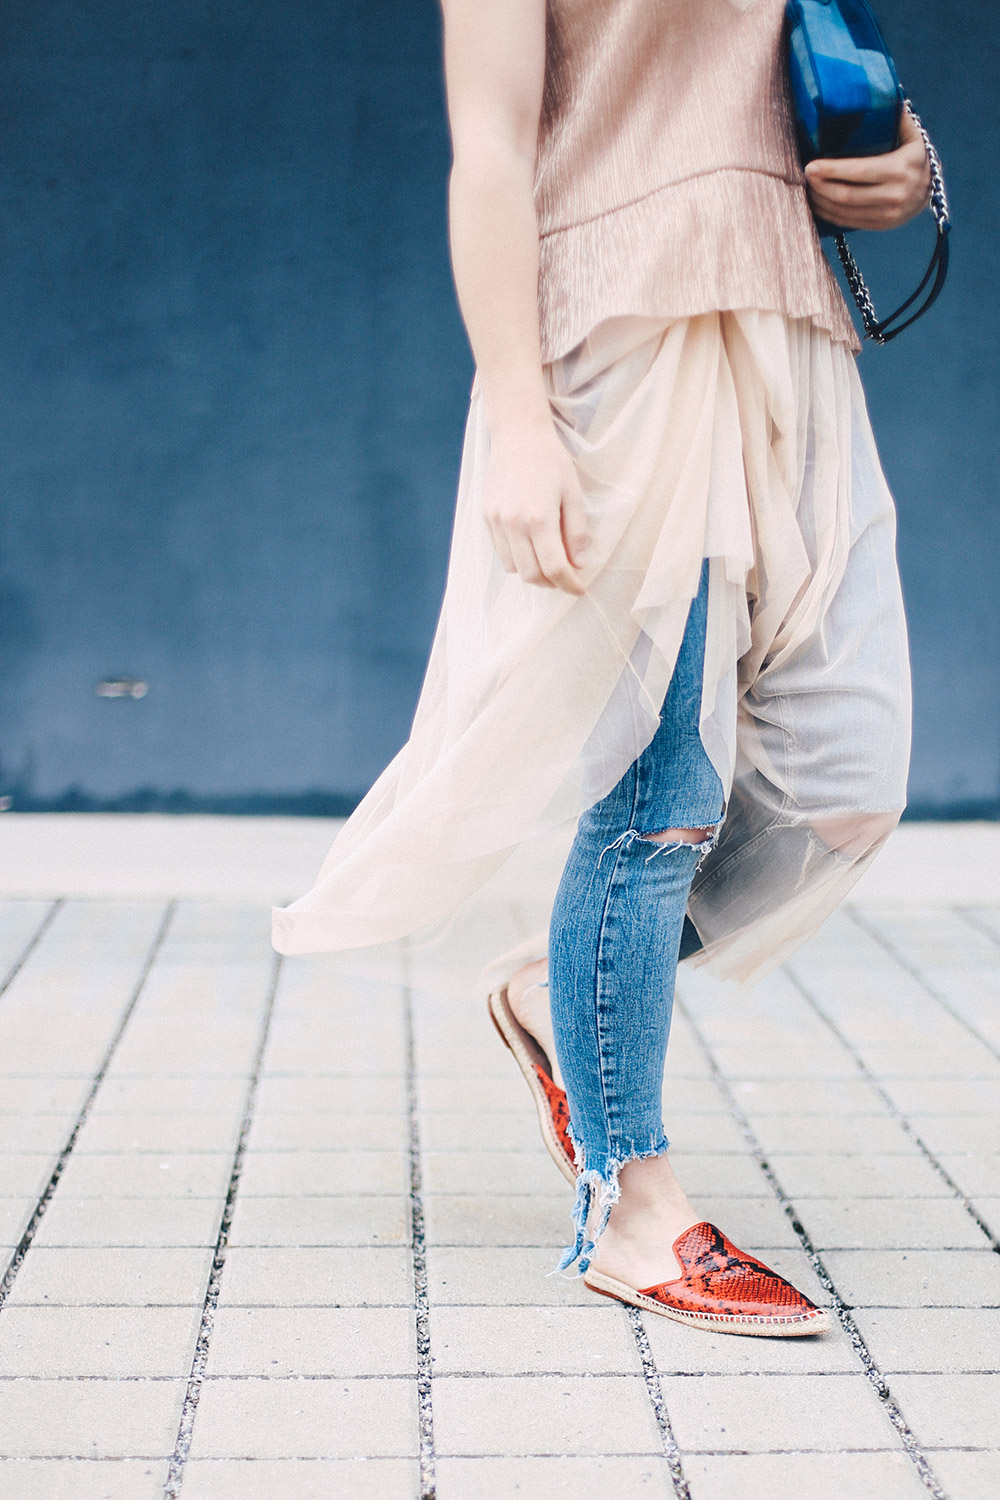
[534,0,860,362]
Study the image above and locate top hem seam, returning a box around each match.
[538,166,805,240]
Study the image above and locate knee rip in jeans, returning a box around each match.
[598,824,719,868]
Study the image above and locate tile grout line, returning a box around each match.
[3,1443,985,1460]
[402,944,437,1500]
[623,1304,693,1499]
[954,907,1000,950]
[783,960,1000,1255]
[4,1244,993,1255]
[848,907,1000,1067]
[162,950,282,1500]
[955,907,1000,998]
[674,988,951,1500]
[6,1367,1000,1381]
[14,1296,991,1310]
[0,899,63,1004]
[0,902,176,1310]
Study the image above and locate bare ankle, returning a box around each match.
[588,1155,699,1284]
[506,961,563,1089]
[507,958,548,1009]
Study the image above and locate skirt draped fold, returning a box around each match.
[272,310,910,985]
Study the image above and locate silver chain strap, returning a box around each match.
[914,102,952,230]
[835,229,883,340]
[834,100,951,344]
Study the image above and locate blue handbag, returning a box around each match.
[785,0,951,343]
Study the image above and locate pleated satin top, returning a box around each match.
[534,0,859,361]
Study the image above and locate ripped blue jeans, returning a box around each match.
[548,562,725,1273]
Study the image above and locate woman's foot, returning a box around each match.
[589,1153,699,1284]
[487,977,576,1183]
[586,1157,828,1336]
[586,1219,830,1336]
[507,959,563,1088]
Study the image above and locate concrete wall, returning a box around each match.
[1,0,996,814]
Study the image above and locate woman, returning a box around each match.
[274,0,931,1335]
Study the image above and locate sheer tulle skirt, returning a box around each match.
[272,311,910,985]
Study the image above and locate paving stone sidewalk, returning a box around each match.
[0,817,998,1499]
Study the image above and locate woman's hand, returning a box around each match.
[804,107,931,230]
[482,418,591,594]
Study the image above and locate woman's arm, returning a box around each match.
[441,0,590,594]
[804,107,932,230]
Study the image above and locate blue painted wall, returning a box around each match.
[854,1,1000,815]
[0,0,996,815]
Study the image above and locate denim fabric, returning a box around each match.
[548,562,724,1271]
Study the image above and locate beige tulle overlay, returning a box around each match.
[272,311,910,985]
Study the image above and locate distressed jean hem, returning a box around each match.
[554,1134,670,1278]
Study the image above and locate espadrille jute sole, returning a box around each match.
[584,1268,831,1336]
[488,987,576,1186]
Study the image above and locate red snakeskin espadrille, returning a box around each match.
[488,986,576,1185]
[585,1221,830,1336]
